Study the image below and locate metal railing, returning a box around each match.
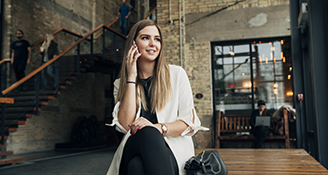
[0,24,127,153]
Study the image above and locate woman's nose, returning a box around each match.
[149,39,154,46]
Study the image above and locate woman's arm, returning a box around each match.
[157,120,189,137]
[117,82,137,131]
[117,45,141,131]
[129,116,190,137]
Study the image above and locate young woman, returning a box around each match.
[39,33,58,88]
[107,19,207,175]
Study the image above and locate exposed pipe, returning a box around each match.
[169,0,172,23]
[147,0,150,19]
[183,0,186,68]
[179,0,182,67]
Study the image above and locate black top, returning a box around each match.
[140,76,158,124]
[12,39,30,60]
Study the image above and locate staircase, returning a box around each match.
[0,25,126,167]
[0,58,92,166]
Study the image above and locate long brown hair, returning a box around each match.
[115,20,172,113]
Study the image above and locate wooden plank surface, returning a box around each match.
[195,149,328,175]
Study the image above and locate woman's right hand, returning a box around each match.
[126,44,142,81]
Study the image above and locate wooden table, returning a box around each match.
[195,149,328,174]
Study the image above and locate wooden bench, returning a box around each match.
[216,110,290,148]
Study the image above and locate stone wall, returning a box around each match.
[156,0,290,148]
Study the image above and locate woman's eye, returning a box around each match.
[141,36,149,40]
[155,38,161,41]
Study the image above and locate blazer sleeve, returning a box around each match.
[109,79,127,134]
[175,67,209,136]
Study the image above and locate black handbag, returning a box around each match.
[184,150,228,175]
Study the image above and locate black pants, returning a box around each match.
[13,59,27,81]
[251,126,270,148]
[120,126,179,175]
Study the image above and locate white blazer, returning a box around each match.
[106,65,208,175]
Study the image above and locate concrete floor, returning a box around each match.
[0,147,116,175]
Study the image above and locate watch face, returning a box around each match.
[163,125,167,131]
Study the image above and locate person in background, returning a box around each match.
[249,100,271,148]
[116,0,131,36]
[40,34,58,89]
[106,19,208,175]
[11,30,31,90]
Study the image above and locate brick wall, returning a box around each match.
[7,72,106,154]
[2,0,123,154]
[157,0,290,148]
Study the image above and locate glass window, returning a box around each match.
[213,38,292,113]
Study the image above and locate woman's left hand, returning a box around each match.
[128,117,161,135]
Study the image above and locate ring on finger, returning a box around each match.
[126,55,129,58]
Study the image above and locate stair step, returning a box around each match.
[13,96,54,101]
[5,101,48,108]
[0,151,13,157]
[0,157,26,165]
[4,114,33,121]
[4,128,17,132]
[0,120,26,125]
[0,107,41,114]
[0,128,17,134]
[6,90,58,97]
[0,135,8,140]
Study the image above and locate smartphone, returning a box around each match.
[132,40,139,56]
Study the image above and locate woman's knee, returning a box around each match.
[134,126,164,144]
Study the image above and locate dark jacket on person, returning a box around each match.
[249,109,270,128]
[40,40,58,63]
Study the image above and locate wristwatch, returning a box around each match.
[160,123,168,136]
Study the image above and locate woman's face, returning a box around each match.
[44,35,48,41]
[135,25,161,63]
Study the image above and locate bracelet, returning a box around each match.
[127,81,136,84]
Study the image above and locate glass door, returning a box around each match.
[214,43,253,113]
[252,39,293,109]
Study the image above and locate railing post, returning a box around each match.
[76,43,80,78]
[0,64,2,90]
[113,34,117,63]
[103,27,106,60]
[3,62,8,89]
[34,73,40,115]
[90,34,94,66]
[1,103,5,152]
[54,60,59,97]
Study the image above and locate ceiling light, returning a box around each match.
[229,50,235,56]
